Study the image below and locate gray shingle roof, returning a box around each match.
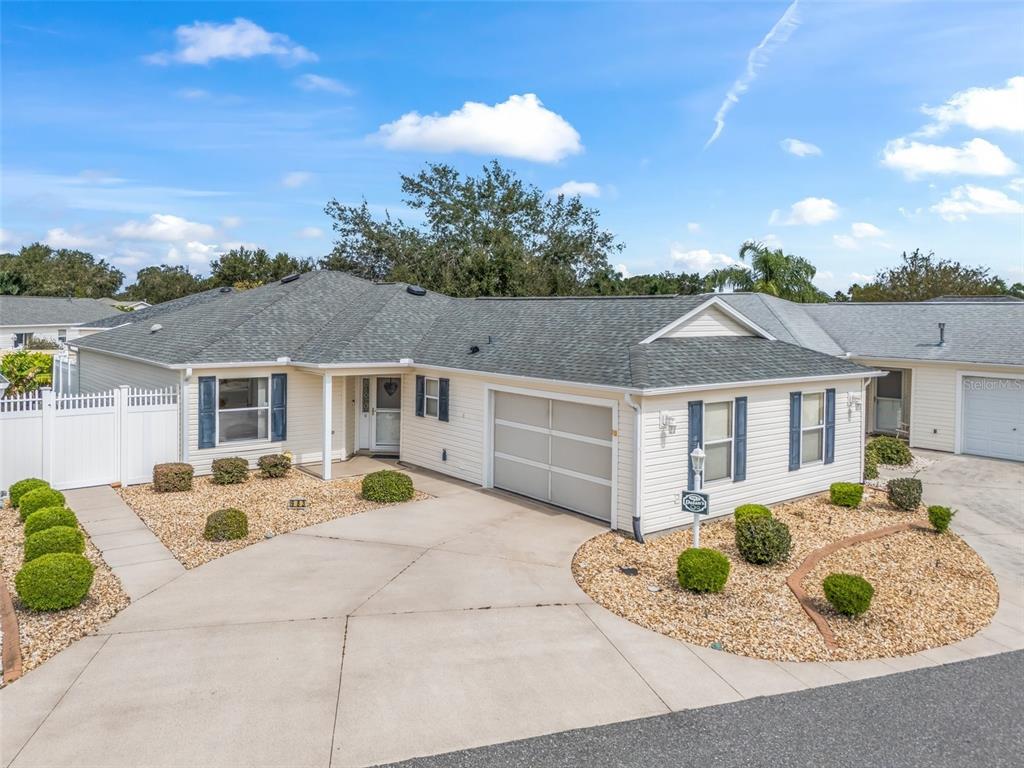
[86,286,235,328]
[0,296,120,326]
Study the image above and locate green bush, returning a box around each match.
[676,548,730,593]
[928,505,955,533]
[822,572,874,617]
[830,482,864,508]
[10,477,49,507]
[864,449,879,480]
[257,453,291,479]
[361,470,414,503]
[203,508,249,541]
[867,436,912,466]
[24,526,85,562]
[0,350,53,395]
[18,487,66,522]
[734,504,772,524]
[153,462,194,492]
[887,477,923,511]
[14,552,94,611]
[24,507,79,537]
[735,516,792,565]
[211,457,249,485]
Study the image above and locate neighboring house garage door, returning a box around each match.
[492,391,614,522]
[962,376,1024,461]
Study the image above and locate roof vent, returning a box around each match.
[469,345,481,355]
[150,323,163,334]
[406,284,427,296]
[219,287,232,293]
[280,273,301,284]
[938,322,946,346]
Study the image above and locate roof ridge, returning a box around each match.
[291,280,400,359]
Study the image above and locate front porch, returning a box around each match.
[866,366,912,438]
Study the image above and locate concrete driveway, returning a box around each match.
[2,456,1022,767]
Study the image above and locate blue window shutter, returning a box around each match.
[824,388,836,464]
[415,375,425,417]
[789,391,802,471]
[198,376,216,449]
[271,373,287,442]
[438,378,450,422]
[733,396,747,482]
[687,400,703,491]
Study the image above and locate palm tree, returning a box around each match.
[705,241,827,302]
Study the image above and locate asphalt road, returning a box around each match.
[388,650,1023,768]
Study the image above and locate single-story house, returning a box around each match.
[70,271,1022,537]
[0,296,120,350]
[97,297,152,311]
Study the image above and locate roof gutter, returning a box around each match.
[623,393,644,543]
[638,369,885,397]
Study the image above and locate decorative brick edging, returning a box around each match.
[786,521,931,650]
[0,575,23,684]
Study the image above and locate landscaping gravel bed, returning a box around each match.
[0,505,129,678]
[120,470,430,569]
[572,488,998,662]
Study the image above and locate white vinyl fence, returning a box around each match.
[0,386,179,492]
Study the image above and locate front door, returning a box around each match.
[371,376,402,452]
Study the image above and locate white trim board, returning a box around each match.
[639,297,777,344]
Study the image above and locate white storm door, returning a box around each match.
[371,376,402,452]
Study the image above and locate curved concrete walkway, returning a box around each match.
[2,455,1021,767]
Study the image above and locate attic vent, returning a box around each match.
[150,323,163,334]
[406,285,427,296]
[219,287,232,293]
[280,273,301,284]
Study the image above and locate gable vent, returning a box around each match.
[406,285,427,296]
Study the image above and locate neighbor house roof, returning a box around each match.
[86,286,237,328]
[0,296,120,327]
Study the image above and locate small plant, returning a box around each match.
[24,507,79,537]
[153,462,194,492]
[14,552,94,611]
[24,526,85,562]
[735,516,792,565]
[867,436,912,466]
[887,477,923,511]
[822,572,874,617]
[203,508,249,541]
[18,487,66,522]
[257,453,291,479]
[676,548,730,593]
[734,504,772,524]
[361,470,414,503]
[211,457,249,485]
[0,350,53,395]
[928,505,955,533]
[864,449,879,480]
[9,477,49,507]
[830,482,864,508]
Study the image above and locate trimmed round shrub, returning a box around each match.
[887,477,923,511]
[822,572,874,617]
[14,552,94,611]
[830,482,864,508]
[211,457,249,485]
[361,470,414,503]
[868,436,911,466]
[257,453,291,479]
[24,507,79,537]
[676,548,730,593]
[153,462,194,492]
[735,516,792,566]
[18,487,66,522]
[203,508,249,541]
[734,504,772,524]
[10,477,49,507]
[864,449,879,480]
[24,526,85,562]
[928,505,955,533]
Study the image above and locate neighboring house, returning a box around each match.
[97,297,152,311]
[70,271,1023,537]
[0,296,120,350]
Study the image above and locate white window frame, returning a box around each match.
[14,332,32,348]
[57,328,68,343]
[216,376,272,446]
[801,391,825,466]
[423,376,440,419]
[703,400,733,484]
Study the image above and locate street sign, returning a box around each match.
[681,491,710,516]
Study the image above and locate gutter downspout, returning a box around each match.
[624,393,644,543]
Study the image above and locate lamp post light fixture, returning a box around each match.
[690,446,705,548]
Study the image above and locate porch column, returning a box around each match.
[322,373,333,481]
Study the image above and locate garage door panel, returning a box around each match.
[494,392,549,428]
[962,376,1023,461]
[493,457,549,501]
[550,473,611,521]
[551,400,613,440]
[550,436,612,478]
[494,424,549,464]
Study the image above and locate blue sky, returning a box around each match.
[2,1,1022,293]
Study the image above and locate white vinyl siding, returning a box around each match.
[1,325,105,350]
[663,306,756,338]
[77,349,178,392]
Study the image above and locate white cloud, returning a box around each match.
[221,216,242,229]
[296,226,324,239]
[111,251,146,267]
[780,138,821,157]
[375,93,582,163]
[704,0,802,148]
[851,221,884,238]
[44,228,105,249]
[282,171,313,188]
[0,228,12,247]
[114,214,216,242]
[760,233,782,249]
[931,185,1024,222]
[146,18,316,66]
[881,138,1017,179]
[770,197,839,226]
[670,246,745,273]
[833,235,858,250]
[919,76,1024,137]
[616,263,632,279]
[549,181,601,198]
[687,222,701,233]
[849,272,874,284]
[166,241,223,264]
[1007,177,1024,193]
[177,88,210,100]
[295,73,352,95]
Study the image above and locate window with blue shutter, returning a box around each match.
[733,396,747,482]
[438,378,450,422]
[788,391,801,471]
[687,400,703,490]
[415,375,425,417]
[198,376,216,449]
[824,388,836,464]
[271,373,287,442]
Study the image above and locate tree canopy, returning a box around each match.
[0,243,124,298]
[209,246,314,289]
[122,265,209,304]
[705,240,828,302]
[846,249,1016,301]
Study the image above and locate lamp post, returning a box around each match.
[690,446,705,548]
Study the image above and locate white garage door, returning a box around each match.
[492,391,614,522]
[962,376,1024,461]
